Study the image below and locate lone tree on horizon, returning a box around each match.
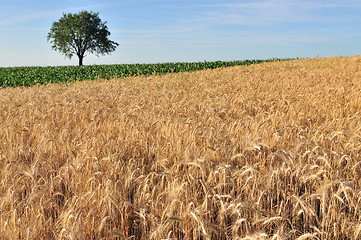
[47,10,118,66]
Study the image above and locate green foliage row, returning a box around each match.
[0,59,289,88]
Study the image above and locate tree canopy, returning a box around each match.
[47,11,119,66]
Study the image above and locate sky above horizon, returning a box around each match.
[1,0,361,67]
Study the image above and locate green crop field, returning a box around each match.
[0,59,288,88]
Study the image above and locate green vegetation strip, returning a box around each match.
[0,59,289,88]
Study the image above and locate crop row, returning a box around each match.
[0,59,288,88]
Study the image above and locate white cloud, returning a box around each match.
[0,12,54,26]
[0,2,125,27]
[194,0,361,26]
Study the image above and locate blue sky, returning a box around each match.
[1,0,361,66]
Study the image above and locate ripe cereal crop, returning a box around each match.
[1,56,361,239]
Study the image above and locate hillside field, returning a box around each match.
[1,57,361,239]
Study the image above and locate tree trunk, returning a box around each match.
[78,55,83,66]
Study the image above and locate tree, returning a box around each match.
[47,11,119,66]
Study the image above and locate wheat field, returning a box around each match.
[1,57,361,239]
